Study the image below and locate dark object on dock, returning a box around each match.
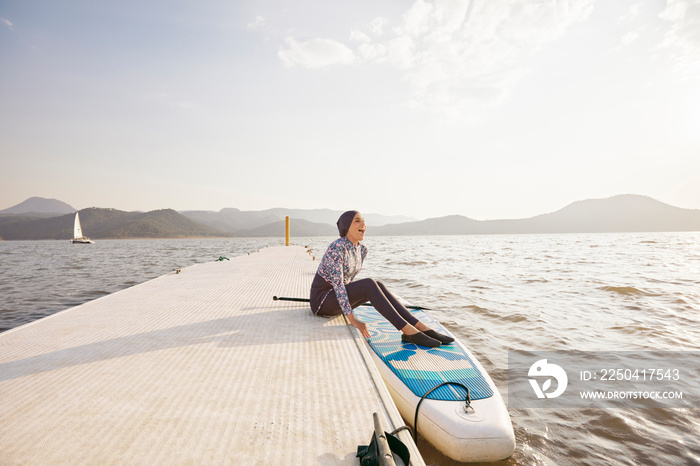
[357,412,410,466]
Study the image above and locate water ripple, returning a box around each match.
[3,232,700,465]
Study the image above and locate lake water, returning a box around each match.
[1,233,699,465]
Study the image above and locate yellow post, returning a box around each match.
[285,216,290,246]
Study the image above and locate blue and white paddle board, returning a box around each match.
[354,305,515,463]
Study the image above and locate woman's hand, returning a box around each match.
[348,313,370,338]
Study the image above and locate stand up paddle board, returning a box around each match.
[354,305,515,463]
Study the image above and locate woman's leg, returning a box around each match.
[374,280,422,326]
[373,280,454,343]
[316,279,447,346]
[317,278,417,331]
[348,279,418,330]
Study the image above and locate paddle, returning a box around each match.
[272,296,430,311]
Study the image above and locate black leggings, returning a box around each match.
[316,278,419,331]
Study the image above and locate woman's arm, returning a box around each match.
[347,312,370,338]
[319,240,370,337]
[318,242,354,316]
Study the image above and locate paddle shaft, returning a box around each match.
[272,296,429,311]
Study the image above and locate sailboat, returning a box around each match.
[70,212,94,244]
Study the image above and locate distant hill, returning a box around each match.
[503,194,700,233]
[0,197,75,215]
[0,208,227,240]
[180,208,415,235]
[235,218,337,237]
[2,194,698,240]
[372,195,700,235]
[181,208,281,234]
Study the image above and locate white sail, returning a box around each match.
[74,212,83,239]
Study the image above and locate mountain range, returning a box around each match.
[0,208,222,240]
[1,194,699,240]
[371,195,700,235]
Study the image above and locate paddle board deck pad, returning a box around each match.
[354,305,515,463]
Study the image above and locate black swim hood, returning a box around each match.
[337,210,360,237]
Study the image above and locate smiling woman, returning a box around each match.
[309,210,454,347]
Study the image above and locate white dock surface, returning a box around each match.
[0,246,423,465]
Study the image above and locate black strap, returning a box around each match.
[357,431,410,466]
[414,381,471,443]
[386,432,410,465]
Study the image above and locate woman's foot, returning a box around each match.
[423,329,455,345]
[401,332,441,348]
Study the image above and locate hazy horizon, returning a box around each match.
[2,1,699,220]
[3,193,697,225]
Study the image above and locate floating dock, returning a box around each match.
[0,246,424,465]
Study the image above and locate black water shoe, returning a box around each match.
[423,329,455,345]
[401,332,441,348]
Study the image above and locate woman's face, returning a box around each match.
[346,213,366,244]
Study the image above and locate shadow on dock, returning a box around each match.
[1,306,346,383]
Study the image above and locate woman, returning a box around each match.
[309,210,454,348]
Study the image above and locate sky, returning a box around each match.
[1,0,699,221]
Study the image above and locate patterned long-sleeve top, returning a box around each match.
[312,236,368,315]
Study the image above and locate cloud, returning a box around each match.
[621,31,639,46]
[1,17,13,30]
[278,37,354,68]
[151,93,198,110]
[248,15,266,29]
[403,0,434,36]
[279,0,595,114]
[655,0,700,79]
[357,0,595,112]
[622,2,643,21]
[369,17,387,36]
